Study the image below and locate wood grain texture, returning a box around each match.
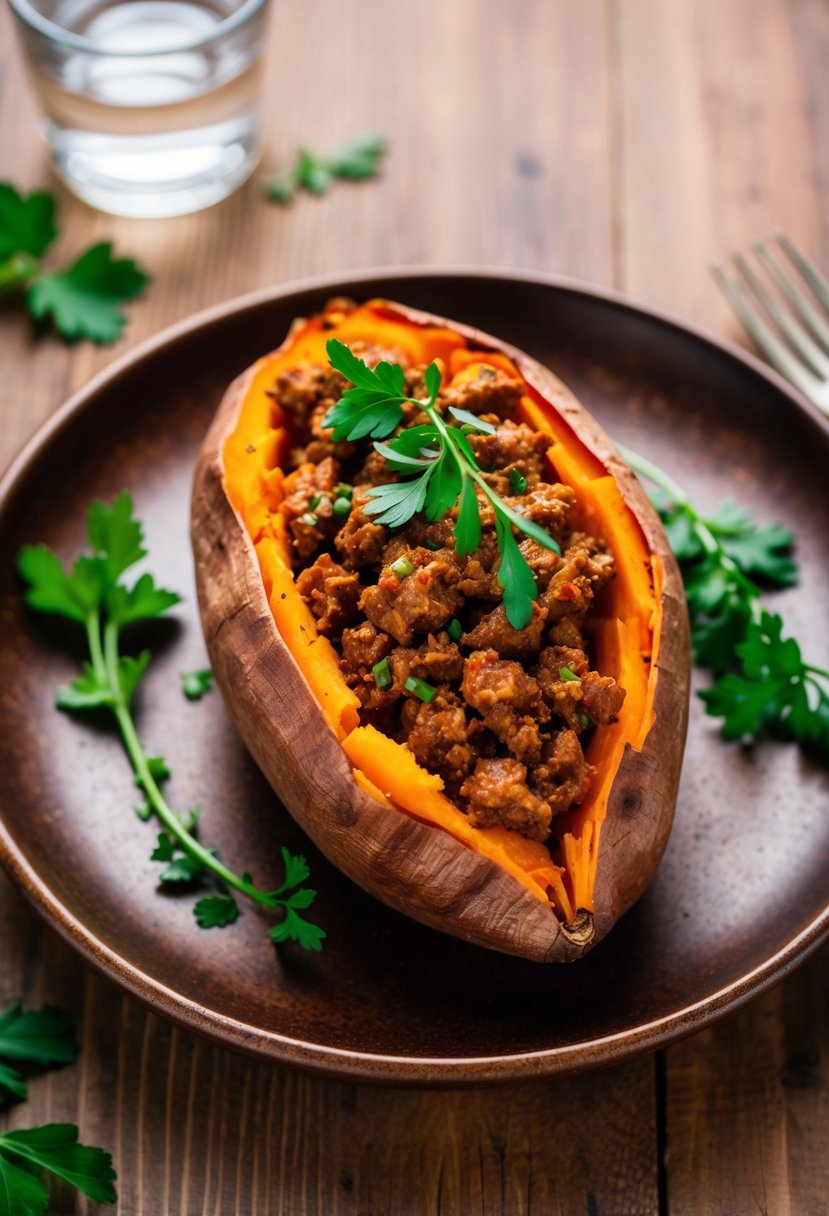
[0,0,827,1211]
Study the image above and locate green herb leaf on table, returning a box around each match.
[699,611,829,757]
[0,184,57,261]
[17,494,324,951]
[621,445,829,760]
[181,668,213,700]
[324,340,561,630]
[0,1003,76,1107]
[0,1124,117,1210]
[263,132,387,205]
[27,242,148,345]
[0,181,148,344]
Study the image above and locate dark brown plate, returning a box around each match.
[1,270,828,1086]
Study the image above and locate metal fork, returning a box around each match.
[711,231,829,417]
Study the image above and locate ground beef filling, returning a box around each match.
[274,344,625,845]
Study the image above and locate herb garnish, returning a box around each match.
[0,1123,117,1212]
[17,494,325,951]
[324,340,561,629]
[263,133,387,205]
[0,1004,76,1107]
[181,668,213,701]
[0,1000,117,1211]
[0,182,147,344]
[622,446,829,759]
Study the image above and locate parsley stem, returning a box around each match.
[96,615,274,909]
[0,252,39,294]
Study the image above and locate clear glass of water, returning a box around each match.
[6,0,269,218]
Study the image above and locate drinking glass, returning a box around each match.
[6,0,269,218]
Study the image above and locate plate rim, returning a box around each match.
[2,265,828,1085]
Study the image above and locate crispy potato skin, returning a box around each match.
[191,303,690,962]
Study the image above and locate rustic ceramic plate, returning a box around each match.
[1,270,828,1086]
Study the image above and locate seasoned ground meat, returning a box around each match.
[531,731,594,815]
[441,366,524,421]
[470,421,549,496]
[461,602,548,661]
[334,488,387,569]
[390,633,465,686]
[281,458,341,559]
[341,621,391,671]
[271,336,624,845]
[460,758,552,841]
[400,687,478,787]
[581,670,626,725]
[360,559,462,645]
[296,553,361,638]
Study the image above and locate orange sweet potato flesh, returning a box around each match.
[192,299,690,961]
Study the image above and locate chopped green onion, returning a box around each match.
[334,483,353,500]
[373,659,392,690]
[333,496,351,518]
[424,538,442,551]
[390,556,414,578]
[559,666,580,682]
[308,493,322,509]
[404,676,437,703]
[447,618,463,642]
[508,468,527,494]
[298,512,318,527]
[578,711,592,729]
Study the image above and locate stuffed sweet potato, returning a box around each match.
[191,298,690,962]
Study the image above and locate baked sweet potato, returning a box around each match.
[191,298,690,962]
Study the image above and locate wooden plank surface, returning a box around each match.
[0,1,827,1212]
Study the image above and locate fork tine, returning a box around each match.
[733,252,829,378]
[774,229,829,317]
[753,238,829,354]
[710,262,822,400]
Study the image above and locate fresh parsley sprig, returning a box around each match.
[621,445,829,759]
[323,339,560,629]
[181,668,213,701]
[263,133,387,205]
[0,1000,115,1211]
[0,1123,117,1213]
[17,494,325,952]
[0,1004,76,1107]
[0,183,147,344]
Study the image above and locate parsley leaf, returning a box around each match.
[262,849,325,950]
[27,242,148,344]
[323,339,409,440]
[0,181,147,343]
[273,847,310,894]
[326,132,388,179]
[18,495,324,951]
[699,612,829,757]
[622,445,829,759]
[263,132,387,204]
[324,341,562,629]
[706,500,797,586]
[194,893,239,928]
[0,1005,75,1071]
[0,1124,117,1208]
[181,668,213,700]
[0,185,57,261]
[0,1005,76,1108]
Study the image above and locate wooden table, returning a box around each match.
[1,2,828,1211]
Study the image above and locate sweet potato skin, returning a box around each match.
[191,303,690,962]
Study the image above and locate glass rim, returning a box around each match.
[6,0,268,55]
